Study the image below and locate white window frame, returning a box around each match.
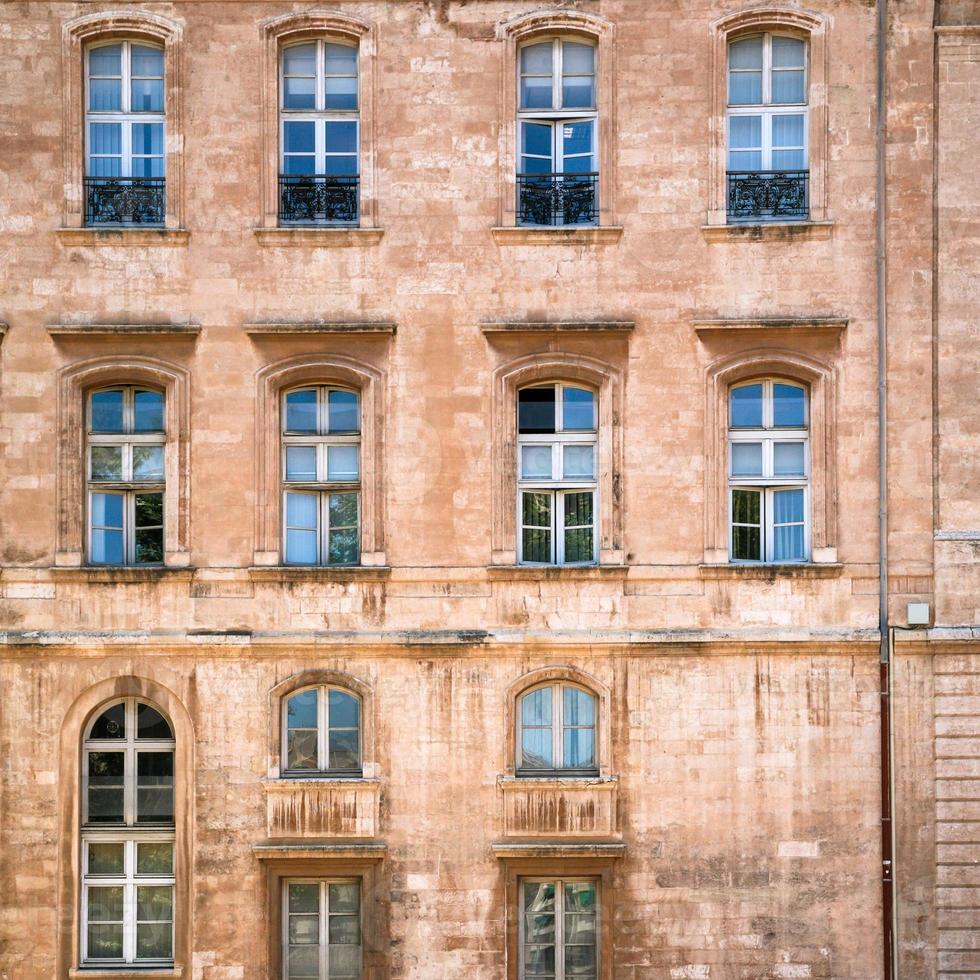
[85,39,165,178]
[281,684,362,776]
[728,378,810,564]
[517,382,598,566]
[516,682,599,774]
[519,877,600,980]
[282,878,362,980]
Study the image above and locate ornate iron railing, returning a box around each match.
[727,170,809,222]
[279,174,359,224]
[517,172,598,227]
[84,177,165,226]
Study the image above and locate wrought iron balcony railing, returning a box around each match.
[84,177,165,227]
[279,174,359,225]
[727,170,809,223]
[517,172,598,227]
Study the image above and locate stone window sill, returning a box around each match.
[699,563,844,580]
[487,565,628,582]
[248,566,392,583]
[491,226,623,245]
[254,227,384,247]
[701,220,834,243]
[57,228,190,247]
[491,841,626,859]
[50,566,195,583]
[498,775,617,788]
[69,969,182,979]
[252,842,387,860]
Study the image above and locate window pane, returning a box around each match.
[729,115,761,150]
[91,390,124,432]
[522,528,551,563]
[773,383,806,426]
[730,384,763,427]
[136,885,172,922]
[130,123,163,156]
[565,942,597,974]
[562,41,595,74]
[774,487,804,524]
[564,491,593,528]
[729,35,764,69]
[772,148,806,169]
[521,121,553,159]
[521,42,553,74]
[91,446,123,481]
[91,530,124,565]
[563,445,594,480]
[729,71,762,105]
[88,842,125,875]
[328,390,359,433]
[324,122,359,156]
[89,44,122,76]
[287,729,318,770]
[286,529,318,564]
[521,727,553,769]
[131,44,164,77]
[519,386,556,433]
[289,883,320,913]
[772,114,805,148]
[565,881,596,911]
[729,148,763,171]
[562,121,593,159]
[521,74,553,110]
[89,884,124,921]
[330,882,360,913]
[133,389,164,431]
[137,703,173,740]
[732,527,762,562]
[563,727,595,768]
[772,70,805,104]
[730,442,763,477]
[328,527,359,566]
[328,729,360,770]
[327,445,359,481]
[285,446,317,481]
[286,389,318,433]
[131,79,163,112]
[525,912,556,943]
[287,689,318,728]
[90,703,125,739]
[774,523,805,561]
[131,155,164,178]
[525,881,556,911]
[286,492,318,529]
[564,527,593,564]
[329,689,359,728]
[325,43,358,75]
[136,921,173,960]
[773,442,806,476]
[137,842,174,875]
[133,446,164,481]
[521,445,553,480]
[89,78,122,112]
[284,43,316,76]
[328,914,360,944]
[87,751,124,823]
[522,687,553,725]
[283,75,316,110]
[135,492,163,528]
[324,154,358,177]
[137,751,174,822]
[732,487,761,525]
[135,528,163,565]
[562,75,595,109]
[284,122,316,155]
[90,122,122,156]
[325,77,358,110]
[289,914,319,944]
[564,687,595,726]
[329,492,358,530]
[89,156,122,178]
[87,923,124,959]
[328,945,361,977]
[772,35,805,67]
[562,387,595,430]
[288,945,319,979]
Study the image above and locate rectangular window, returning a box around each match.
[283,879,361,980]
[521,878,598,980]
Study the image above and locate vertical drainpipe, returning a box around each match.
[875,0,897,975]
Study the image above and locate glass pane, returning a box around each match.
[131,155,164,178]
[133,446,164,481]
[89,884,124,921]
[287,729,318,770]
[136,922,173,959]
[136,752,174,822]
[522,491,552,529]
[729,115,761,150]
[562,387,595,430]
[131,44,164,76]
[732,487,761,525]
[328,914,360,944]
[328,390,359,433]
[564,687,595,726]
[325,121,358,154]
[563,75,594,109]
[774,523,806,561]
[730,442,763,477]
[327,446,359,481]
[131,79,163,112]
[772,35,805,67]
[325,78,358,110]
[729,148,762,171]
[90,703,126,739]
[89,79,122,112]
[330,882,360,913]
[774,487,804,524]
[519,389,556,434]
[563,727,595,768]
[284,43,316,76]
[88,842,125,875]
[562,154,595,175]
[89,45,122,76]
[521,728,553,769]
[730,384,763,427]
[134,390,164,431]
[288,945,319,979]
[772,148,806,169]
[562,121,593,159]
[732,524,761,561]
[564,527,593,563]
[328,945,361,976]
[565,881,597,911]
[521,155,553,175]
[286,528,318,565]
[729,71,762,105]
[284,122,316,154]
[283,150,314,175]
[288,689,318,728]
[772,114,805,148]
[564,491,593,527]
[286,389,318,433]
[329,492,359,530]
[289,914,319,944]
[328,729,360,770]
[325,43,358,75]
[286,492,318,529]
[285,446,317,481]
[91,389,124,432]
[772,70,805,104]
[521,122,553,159]
[88,752,125,824]
[523,945,556,975]
[524,913,556,943]
[565,942,597,974]
[324,154,358,177]
[91,446,122,481]
[774,383,806,426]
[563,445,594,480]
[565,914,597,944]
[91,529,124,565]
[137,842,174,875]
[135,527,163,565]
[135,493,163,528]
[773,442,806,476]
[136,885,172,921]
[729,35,764,68]
[137,703,172,740]
[329,689,359,728]
[522,687,552,725]
[525,881,556,912]
[521,445,553,480]
[523,527,551,564]
[563,41,595,74]
[131,123,163,155]
[88,156,122,178]
[289,883,320,913]
[87,923,124,959]
[521,74,553,110]
[521,42,553,74]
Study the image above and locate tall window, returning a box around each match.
[85,41,165,225]
[87,386,165,565]
[279,39,359,225]
[517,37,598,226]
[518,383,597,565]
[726,32,808,222]
[518,683,598,775]
[81,699,175,967]
[283,686,361,775]
[282,386,360,565]
[283,880,361,980]
[521,879,598,980]
[729,379,809,563]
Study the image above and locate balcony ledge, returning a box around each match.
[491,226,623,245]
[254,227,383,247]
[57,227,189,247]
[699,563,844,580]
[701,220,834,243]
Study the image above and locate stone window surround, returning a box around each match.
[55,356,191,568]
[706,6,829,227]
[268,669,379,780]
[504,666,613,779]
[257,10,380,235]
[494,10,619,234]
[703,348,838,565]
[56,676,194,980]
[62,9,185,232]
[491,352,624,566]
[254,355,387,568]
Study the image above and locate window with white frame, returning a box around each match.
[81,699,175,967]
[517,683,598,775]
[283,879,361,980]
[85,41,165,224]
[517,37,598,225]
[518,383,597,565]
[87,386,165,565]
[521,878,598,980]
[729,379,809,563]
[279,39,359,224]
[282,386,360,565]
[283,686,361,775]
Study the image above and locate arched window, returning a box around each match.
[87,385,165,565]
[282,385,361,565]
[81,699,175,966]
[517,683,598,775]
[726,31,808,222]
[84,40,165,226]
[517,36,598,226]
[728,378,809,562]
[518,382,597,564]
[279,38,360,225]
[283,685,362,775]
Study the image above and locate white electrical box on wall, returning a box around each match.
[907,602,930,626]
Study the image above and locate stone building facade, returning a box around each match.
[0,1,977,979]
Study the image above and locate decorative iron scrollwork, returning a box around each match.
[517,173,599,227]
[727,170,809,223]
[279,175,359,225]
[84,177,166,226]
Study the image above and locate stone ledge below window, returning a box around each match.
[491,226,624,245]
[699,563,844,580]
[265,778,381,839]
[252,841,387,861]
[498,775,619,839]
[487,565,629,582]
[56,228,190,247]
[253,227,384,247]
[68,969,183,980]
[247,566,392,584]
[49,566,195,584]
[490,841,626,860]
[701,220,835,243]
